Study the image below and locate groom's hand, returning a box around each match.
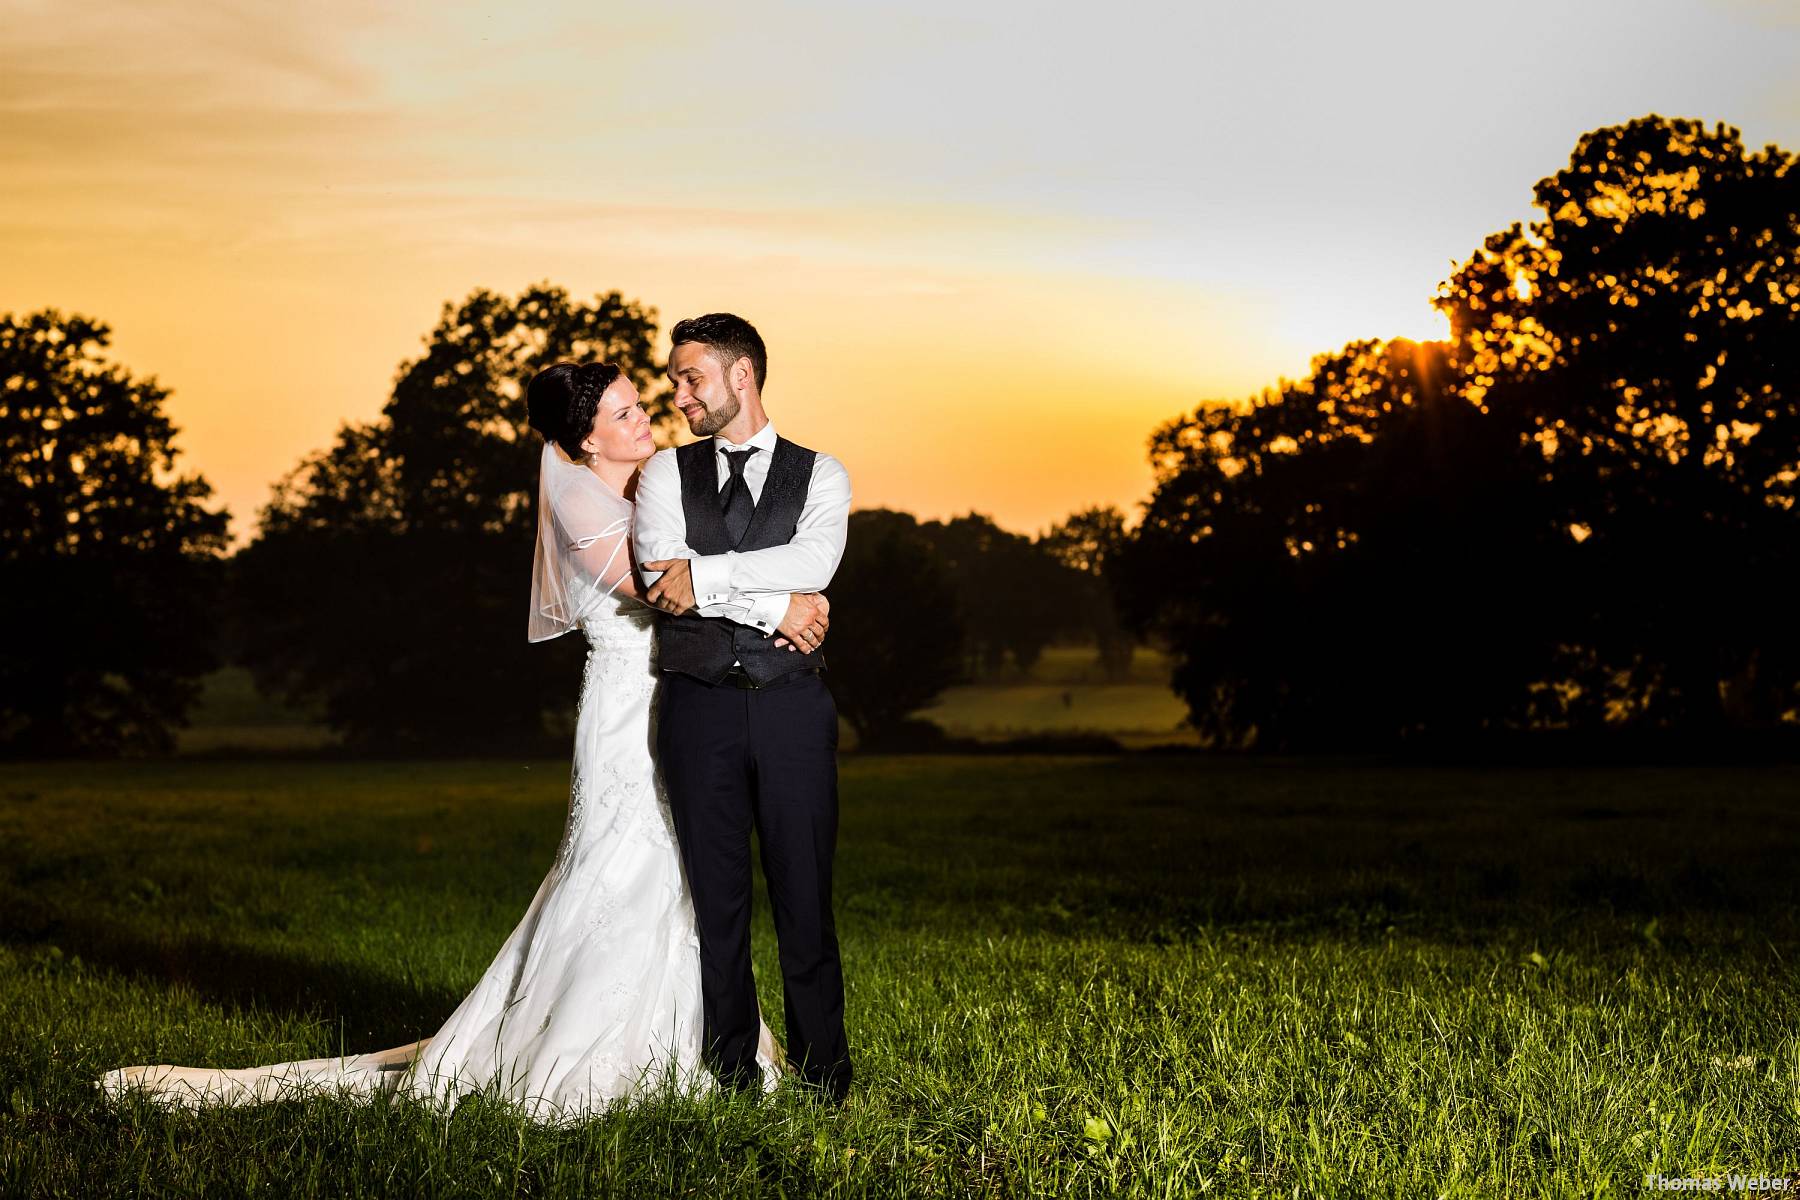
[641,559,696,614]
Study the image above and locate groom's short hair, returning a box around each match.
[670,313,767,390]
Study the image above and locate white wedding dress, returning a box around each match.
[99,445,779,1123]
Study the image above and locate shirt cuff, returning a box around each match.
[744,592,789,635]
[689,554,731,606]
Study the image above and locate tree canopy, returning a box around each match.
[1121,116,1799,749]
[0,311,230,755]
[1439,116,1799,731]
[234,285,666,750]
[914,514,1075,677]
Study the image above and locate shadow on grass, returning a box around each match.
[13,903,457,1047]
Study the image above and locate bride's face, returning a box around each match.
[581,377,655,464]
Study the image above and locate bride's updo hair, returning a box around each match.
[526,361,623,461]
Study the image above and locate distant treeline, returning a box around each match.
[2,115,1794,756]
[0,290,1127,755]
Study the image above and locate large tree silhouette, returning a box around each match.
[1438,116,1798,731]
[234,285,665,750]
[1122,116,1798,749]
[1120,338,1558,748]
[0,311,230,755]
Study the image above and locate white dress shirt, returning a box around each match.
[632,420,852,635]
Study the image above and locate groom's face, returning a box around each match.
[668,342,741,437]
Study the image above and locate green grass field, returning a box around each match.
[3,757,1798,1196]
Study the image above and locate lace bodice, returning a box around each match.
[578,587,659,650]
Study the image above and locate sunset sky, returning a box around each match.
[5,0,1797,541]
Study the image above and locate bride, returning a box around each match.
[99,361,806,1123]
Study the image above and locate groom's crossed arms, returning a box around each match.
[641,556,831,650]
[631,433,852,649]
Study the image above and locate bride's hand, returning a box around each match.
[774,592,829,652]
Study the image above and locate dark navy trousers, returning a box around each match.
[657,668,851,1099]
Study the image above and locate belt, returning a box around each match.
[720,664,820,690]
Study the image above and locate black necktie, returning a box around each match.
[719,447,759,548]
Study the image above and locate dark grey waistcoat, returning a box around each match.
[656,436,821,685]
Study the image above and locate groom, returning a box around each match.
[633,313,854,1102]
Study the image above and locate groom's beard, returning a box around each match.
[692,394,741,437]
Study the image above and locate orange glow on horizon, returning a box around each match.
[4,0,1794,540]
